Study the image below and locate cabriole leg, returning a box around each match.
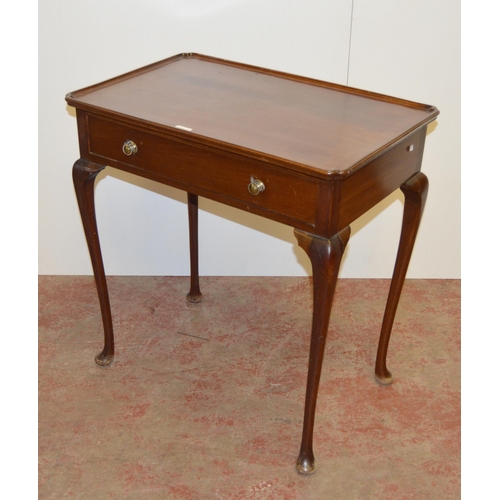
[294,226,351,474]
[72,159,114,366]
[186,193,202,303]
[375,172,429,385]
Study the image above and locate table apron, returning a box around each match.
[331,128,427,232]
[78,112,427,238]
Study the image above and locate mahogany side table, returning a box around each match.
[66,53,438,474]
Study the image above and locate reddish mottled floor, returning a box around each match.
[39,277,460,499]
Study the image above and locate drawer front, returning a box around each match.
[86,115,319,227]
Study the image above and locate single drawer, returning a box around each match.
[86,115,320,227]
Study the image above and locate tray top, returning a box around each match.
[66,54,438,178]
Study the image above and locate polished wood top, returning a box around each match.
[66,53,438,179]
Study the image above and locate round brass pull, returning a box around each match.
[122,140,138,156]
[248,179,265,196]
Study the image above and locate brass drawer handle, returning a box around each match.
[122,140,138,156]
[248,178,265,196]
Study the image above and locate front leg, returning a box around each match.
[294,227,350,474]
[375,172,429,384]
[72,159,114,366]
